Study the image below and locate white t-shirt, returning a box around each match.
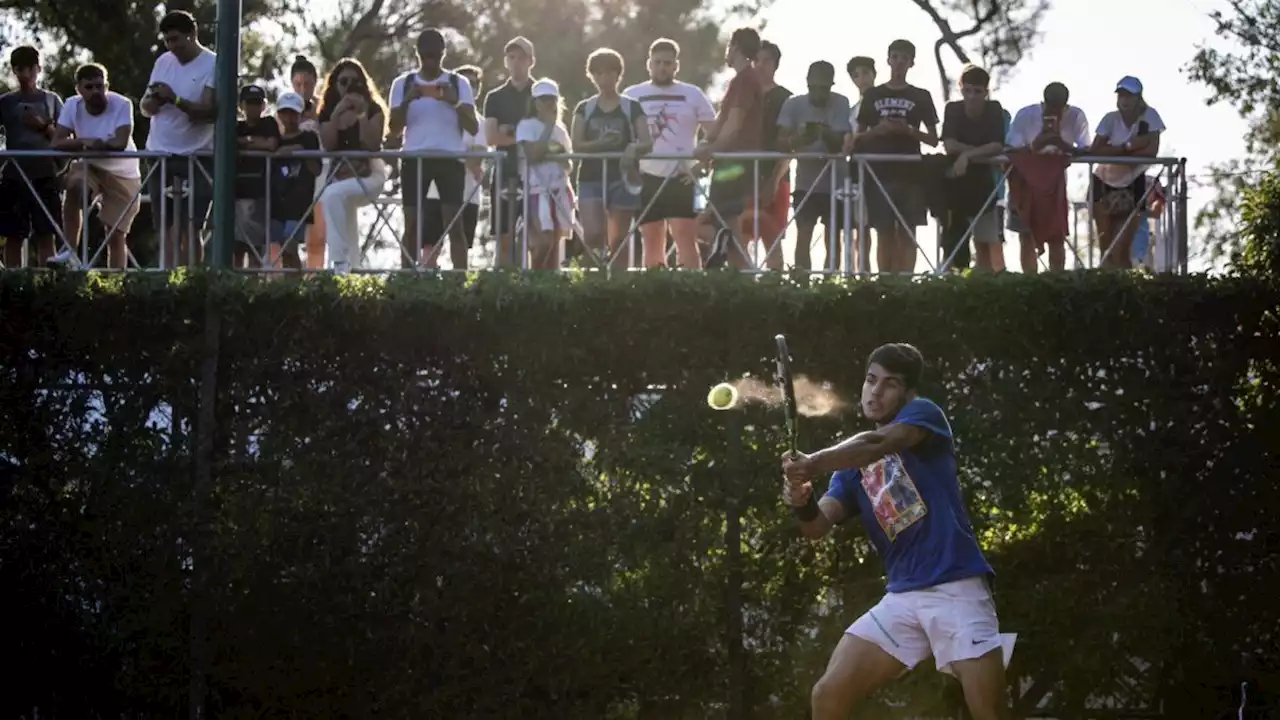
[57,92,140,179]
[623,80,716,178]
[388,71,476,153]
[1093,107,1165,188]
[515,118,572,191]
[145,49,216,154]
[1006,103,1089,154]
[426,124,488,205]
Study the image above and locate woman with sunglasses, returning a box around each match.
[317,58,388,272]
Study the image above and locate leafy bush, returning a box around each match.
[1,270,1277,718]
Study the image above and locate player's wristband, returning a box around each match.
[792,493,820,523]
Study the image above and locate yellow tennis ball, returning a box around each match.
[707,383,738,410]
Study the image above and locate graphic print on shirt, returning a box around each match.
[872,95,916,121]
[860,453,927,541]
[634,93,685,144]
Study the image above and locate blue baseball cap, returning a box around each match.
[1115,76,1143,95]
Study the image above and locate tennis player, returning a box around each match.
[782,342,1008,719]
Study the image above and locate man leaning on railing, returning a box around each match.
[139,10,217,268]
[50,63,140,270]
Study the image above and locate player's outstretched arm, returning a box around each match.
[808,425,928,475]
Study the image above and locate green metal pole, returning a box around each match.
[209,0,241,269]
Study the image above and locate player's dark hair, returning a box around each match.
[75,63,107,83]
[867,343,924,389]
[760,40,781,65]
[729,28,761,59]
[159,10,197,36]
[887,39,916,58]
[846,55,875,76]
[586,48,624,76]
[650,38,680,57]
[10,46,39,69]
[959,64,989,88]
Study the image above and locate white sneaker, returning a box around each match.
[46,250,79,269]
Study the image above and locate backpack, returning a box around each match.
[582,95,638,143]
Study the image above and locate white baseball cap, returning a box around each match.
[531,79,560,99]
[275,91,305,113]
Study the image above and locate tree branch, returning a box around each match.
[911,0,999,100]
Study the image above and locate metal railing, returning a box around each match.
[0,149,1188,274]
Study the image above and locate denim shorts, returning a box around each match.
[578,180,641,212]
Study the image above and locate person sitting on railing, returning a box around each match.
[1004,82,1089,274]
[777,61,852,273]
[0,46,65,269]
[387,29,479,271]
[49,63,139,270]
[268,92,319,271]
[516,79,575,270]
[289,55,326,270]
[625,38,717,269]
[571,48,652,270]
[694,27,765,270]
[1088,76,1164,270]
[852,39,939,275]
[940,64,1007,273]
[233,85,280,268]
[139,11,217,269]
[316,58,388,274]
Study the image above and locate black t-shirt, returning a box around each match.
[483,80,533,184]
[855,83,938,155]
[759,84,792,179]
[941,100,1006,212]
[236,116,281,199]
[272,130,321,223]
[572,96,640,185]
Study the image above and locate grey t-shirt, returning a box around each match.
[0,89,65,179]
[777,92,852,194]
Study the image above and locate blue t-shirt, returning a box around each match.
[824,397,993,593]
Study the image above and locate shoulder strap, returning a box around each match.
[583,96,599,122]
[45,91,57,120]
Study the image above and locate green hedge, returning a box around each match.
[2,270,1278,718]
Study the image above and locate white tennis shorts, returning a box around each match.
[847,575,1002,676]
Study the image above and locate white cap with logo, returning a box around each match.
[276,91,306,113]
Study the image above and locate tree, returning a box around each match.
[1185,0,1280,264]
[907,0,1050,101]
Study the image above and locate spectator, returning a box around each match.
[571,48,651,269]
[744,39,792,271]
[483,36,536,268]
[388,28,478,270]
[695,27,764,270]
[270,91,320,271]
[0,46,64,269]
[317,58,388,273]
[140,11,216,268]
[50,63,139,270]
[1005,82,1088,273]
[290,54,326,269]
[940,64,1006,272]
[625,38,716,268]
[853,39,939,274]
[777,61,852,272]
[842,55,877,272]
[516,79,574,270]
[430,64,488,265]
[1088,76,1164,270]
[234,85,280,267]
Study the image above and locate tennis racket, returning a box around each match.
[774,334,799,458]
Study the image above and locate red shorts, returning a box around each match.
[742,178,790,243]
